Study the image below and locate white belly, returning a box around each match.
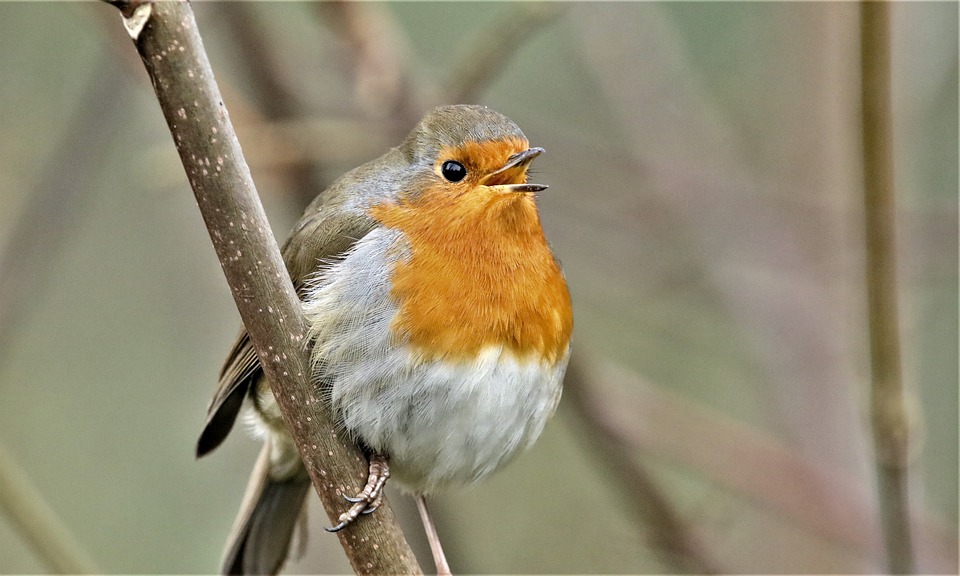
[336,344,564,493]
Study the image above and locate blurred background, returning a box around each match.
[0,2,956,574]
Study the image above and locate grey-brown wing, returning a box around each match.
[195,193,377,458]
[196,329,260,457]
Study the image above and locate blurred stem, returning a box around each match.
[563,354,719,574]
[860,3,914,574]
[445,2,565,103]
[0,59,125,373]
[0,441,99,573]
[317,1,422,131]
[219,2,329,208]
[0,60,123,574]
[100,1,420,573]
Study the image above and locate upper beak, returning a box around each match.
[484,147,547,192]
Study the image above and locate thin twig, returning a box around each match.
[415,496,451,576]
[0,441,99,573]
[445,3,566,104]
[100,1,420,573]
[860,3,915,573]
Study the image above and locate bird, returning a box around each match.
[196,104,573,575]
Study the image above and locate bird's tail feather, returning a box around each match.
[221,442,311,575]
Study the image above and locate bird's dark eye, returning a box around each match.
[440,160,467,182]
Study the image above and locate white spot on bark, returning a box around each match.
[121,3,152,40]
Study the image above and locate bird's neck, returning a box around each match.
[369,187,572,365]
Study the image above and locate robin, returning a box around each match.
[196,104,573,575]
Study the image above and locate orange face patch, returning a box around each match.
[369,140,572,365]
[435,137,530,186]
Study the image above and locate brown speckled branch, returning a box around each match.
[101,1,420,573]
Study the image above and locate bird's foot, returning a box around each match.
[325,453,390,532]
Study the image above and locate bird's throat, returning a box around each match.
[369,186,572,365]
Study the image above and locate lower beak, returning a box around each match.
[491,183,548,193]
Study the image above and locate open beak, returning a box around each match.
[484,147,547,192]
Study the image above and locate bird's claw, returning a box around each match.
[324,454,390,533]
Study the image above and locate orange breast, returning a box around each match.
[369,185,572,365]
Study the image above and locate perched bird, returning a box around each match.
[197,104,573,575]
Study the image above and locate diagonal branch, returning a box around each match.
[317,0,423,131]
[99,1,420,573]
[563,354,719,574]
[0,441,99,573]
[444,2,566,104]
[218,2,332,207]
[0,57,126,374]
